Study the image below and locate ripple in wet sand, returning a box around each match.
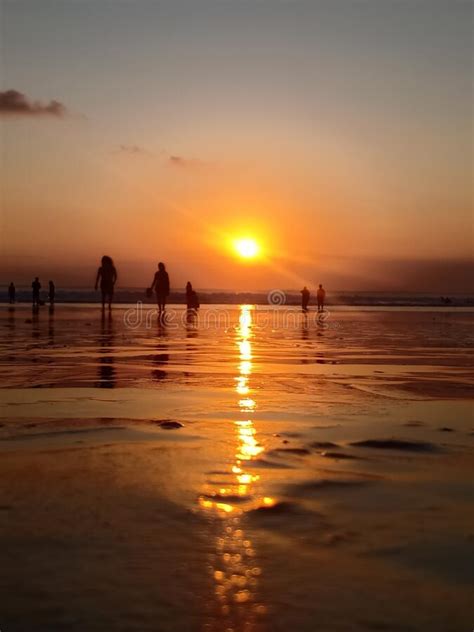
[201,493,253,504]
[153,419,184,429]
[349,438,438,452]
[268,447,311,457]
[287,478,373,494]
[0,426,126,441]
[246,459,296,469]
[247,501,303,516]
[318,451,362,460]
[309,441,340,449]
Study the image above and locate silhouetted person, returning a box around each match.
[150,262,170,313]
[32,277,41,307]
[48,280,55,305]
[317,284,326,312]
[301,286,310,311]
[186,281,200,310]
[95,256,117,311]
[8,282,15,304]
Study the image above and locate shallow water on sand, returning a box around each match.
[0,304,473,631]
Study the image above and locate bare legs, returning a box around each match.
[102,291,113,311]
[156,294,166,316]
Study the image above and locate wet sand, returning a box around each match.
[0,304,473,631]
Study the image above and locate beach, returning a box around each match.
[0,303,473,632]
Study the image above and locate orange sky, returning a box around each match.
[1,1,472,291]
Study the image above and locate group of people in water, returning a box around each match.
[7,255,325,313]
[95,256,199,312]
[301,284,326,312]
[8,279,55,307]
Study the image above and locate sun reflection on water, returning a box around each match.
[199,305,270,631]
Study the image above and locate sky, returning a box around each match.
[1,0,472,291]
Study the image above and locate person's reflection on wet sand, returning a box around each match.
[300,313,309,364]
[48,305,55,346]
[48,281,55,306]
[31,307,40,340]
[96,311,116,388]
[151,325,169,382]
[183,309,199,377]
[314,322,327,364]
[7,306,15,330]
[186,308,199,338]
[301,313,309,339]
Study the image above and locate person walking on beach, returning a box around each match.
[32,277,41,307]
[8,282,16,304]
[149,262,170,313]
[185,281,200,310]
[48,280,55,305]
[317,283,326,312]
[95,256,117,311]
[301,286,310,312]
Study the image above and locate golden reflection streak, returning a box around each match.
[199,305,270,630]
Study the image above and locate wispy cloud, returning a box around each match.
[113,145,204,168]
[114,144,152,156]
[168,155,201,168]
[0,89,68,117]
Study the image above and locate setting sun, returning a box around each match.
[233,238,260,260]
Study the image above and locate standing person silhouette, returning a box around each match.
[150,262,170,314]
[48,280,55,305]
[32,277,41,307]
[301,286,310,312]
[317,284,326,312]
[95,256,117,311]
[8,282,16,304]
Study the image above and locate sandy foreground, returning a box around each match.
[0,304,473,632]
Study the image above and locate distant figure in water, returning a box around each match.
[32,277,41,307]
[48,280,55,305]
[185,282,200,310]
[317,284,326,312]
[150,262,170,313]
[8,282,16,304]
[95,256,117,311]
[300,286,310,312]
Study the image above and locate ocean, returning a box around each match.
[3,287,473,307]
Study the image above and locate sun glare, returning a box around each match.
[234,238,260,259]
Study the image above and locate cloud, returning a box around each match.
[168,155,201,168]
[0,89,68,117]
[115,144,151,156]
[113,146,203,167]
